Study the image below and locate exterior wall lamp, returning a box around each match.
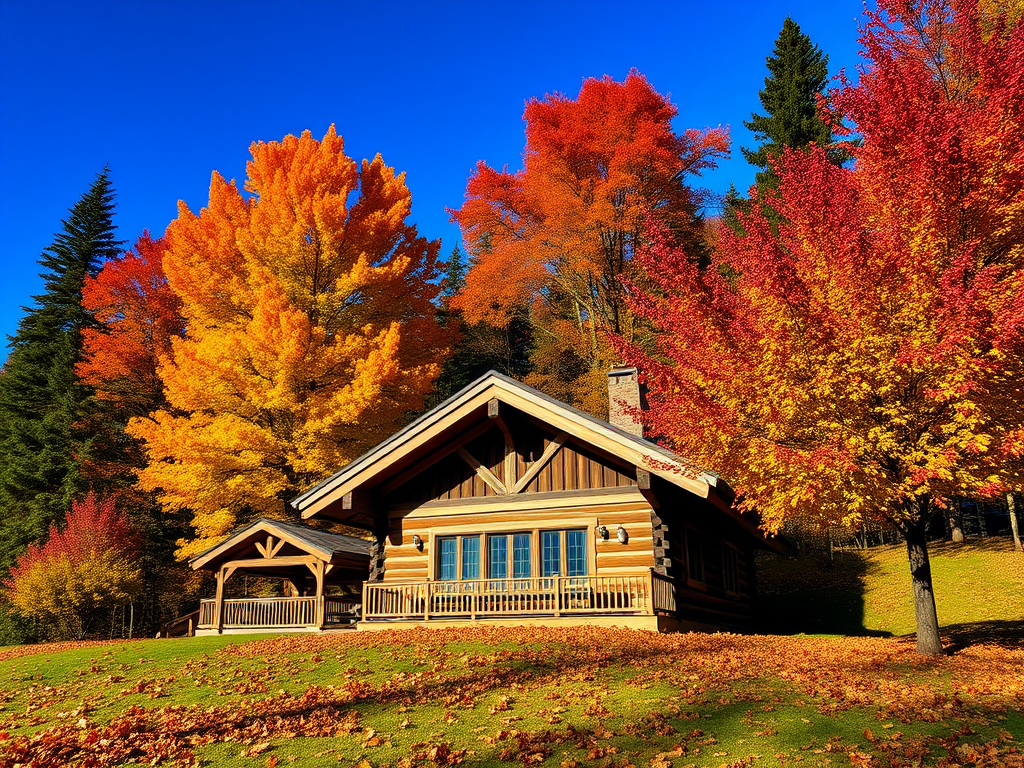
[616,525,628,545]
[597,525,610,540]
[412,534,423,551]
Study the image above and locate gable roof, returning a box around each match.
[290,370,720,520]
[189,516,371,571]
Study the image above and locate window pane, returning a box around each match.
[489,536,508,579]
[566,530,587,576]
[542,531,561,577]
[438,537,457,581]
[461,536,480,580]
[513,534,531,578]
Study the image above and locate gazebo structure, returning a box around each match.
[189,518,371,634]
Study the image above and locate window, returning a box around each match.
[461,536,480,580]
[438,537,457,581]
[488,536,508,579]
[512,533,531,578]
[541,531,561,577]
[566,529,587,577]
[686,529,705,584]
[435,528,587,580]
[723,545,740,595]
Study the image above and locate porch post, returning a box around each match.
[314,560,325,628]
[214,567,226,634]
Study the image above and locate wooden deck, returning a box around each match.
[362,569,676,622]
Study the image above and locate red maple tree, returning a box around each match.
[452,72,728,414]
[621,0,1024,654]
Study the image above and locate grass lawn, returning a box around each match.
[757,537,1024,644]
[0,627,1021,767]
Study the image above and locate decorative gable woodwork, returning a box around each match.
[388,415,637,506]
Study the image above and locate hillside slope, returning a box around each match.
[757,537,1024,641]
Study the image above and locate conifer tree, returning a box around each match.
[742,18,841,193]
[0,170,122,570]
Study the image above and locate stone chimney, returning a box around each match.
[607,366,644,437]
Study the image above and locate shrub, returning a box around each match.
[4,492,142,640]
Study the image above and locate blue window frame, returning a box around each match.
[513,533,531,578]
[438,537,457,581]
[488,536,508,579]
[566,529,587,576]
[437,529,586,582]
[541,531,561,577]
[461,536,481,580]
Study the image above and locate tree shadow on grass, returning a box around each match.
[754,551,890,637]
[939,619,1024,652]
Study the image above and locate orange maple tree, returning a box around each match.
[452,72,728,415]
[128,127,453,557]
[621,0,1024,654]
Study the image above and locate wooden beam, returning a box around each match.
[222,555,320,570]
[269,536,285,558]
[314,560,325,627]
[488,401,517,489]
[379,419,496,495]
[342,491,375,513]
[503,444,516,492]
[457,447,507,495]
[636,468,660,510]
[512,432,568,493]
[191,519,338,570]
[214,568,226,633]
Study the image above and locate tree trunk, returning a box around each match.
[1008,492,1023,553]
[950,501,964,543]
[904,514,943,655]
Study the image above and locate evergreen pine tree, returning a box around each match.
[425,244,534,408]
[441,245,467,302]
[742,18,842,193]
[0,169,122,570]
[722,183,749,236]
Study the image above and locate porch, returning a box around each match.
[189,517,371,635]
[189,569,677,633]
[360,569,677,627]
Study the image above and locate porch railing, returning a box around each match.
[363,570,676,621]
[197,596,361,630]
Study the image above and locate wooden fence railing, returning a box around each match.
[651,570,677,615]
[197,596,361,630]
[222,596,317,628]
[363,571,666,621]
[323,597,360,624]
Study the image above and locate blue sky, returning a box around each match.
[0,0,867,349]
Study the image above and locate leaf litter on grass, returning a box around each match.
[0,627,1021,767]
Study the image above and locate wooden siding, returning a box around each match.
[390,424,636,506]
[381,497,654,583]
[659,488,756,629]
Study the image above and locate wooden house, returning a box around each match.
[292,368,778,632]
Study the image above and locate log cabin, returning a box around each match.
[192,368,780,633]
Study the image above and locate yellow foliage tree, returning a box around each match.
[129,127,452,558]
